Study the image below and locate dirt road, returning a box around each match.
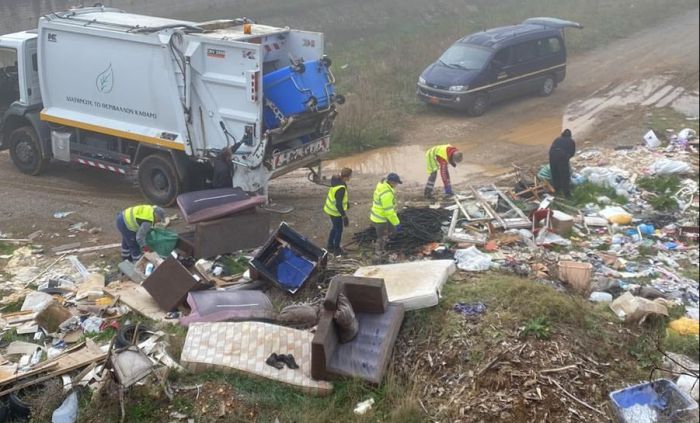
[328,9,699,184]
[0,10,698,247]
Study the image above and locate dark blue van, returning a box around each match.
[417,17,582,116]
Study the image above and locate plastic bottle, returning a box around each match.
[589,292,613,303]
[145,263,154,276]
[353,398,375,415]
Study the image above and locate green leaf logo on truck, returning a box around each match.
[96,64,114,94]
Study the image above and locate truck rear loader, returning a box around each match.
[0,6,343,205]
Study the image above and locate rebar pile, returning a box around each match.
[352,208,451,253]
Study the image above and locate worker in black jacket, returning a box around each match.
[323,168,352,255]
[549,129,576,198]
[211,146,233,189]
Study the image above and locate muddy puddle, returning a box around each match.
[325,144,508,185]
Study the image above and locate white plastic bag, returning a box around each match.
[579,167,635,196]
[454,246,492,272]
[650,158,691,175]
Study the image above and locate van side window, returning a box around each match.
[538,37,562,56]
[513,41,538,63]
[492,47,511,67]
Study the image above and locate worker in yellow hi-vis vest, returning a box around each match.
[369,173,402,258]
[323,167,353,256]
[115,204,165,261]
[424,144,463,199]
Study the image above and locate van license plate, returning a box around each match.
[428,97,439,104]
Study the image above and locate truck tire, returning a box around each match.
[9,126,48,176]
[138,154,180,207]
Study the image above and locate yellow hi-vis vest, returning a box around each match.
[123,205,155,232]
[323,185,348,217]
[425,144,452,174]
[369,182,399,225]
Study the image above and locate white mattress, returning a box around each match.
[180,322,333,395]
[353,260,456,310]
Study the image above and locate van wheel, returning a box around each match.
[539,76,556,97]
[9,126,48,176]
[138,154,180,206]
[468,94,489,117]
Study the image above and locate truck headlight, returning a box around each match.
[449,85,467,92]
[418,76,426,85]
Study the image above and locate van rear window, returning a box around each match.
[538,38,562,56]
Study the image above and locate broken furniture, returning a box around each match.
[179,290,275,326]
[354,260,456,310]
[177,210,271,259]
[250,223,327,294]
[176,187,271,258]
[142,258,211,312]
[180,321,333,395]
[176,187,266,224]
[311,275,404,384]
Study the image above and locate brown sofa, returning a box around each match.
[311,275,404,384]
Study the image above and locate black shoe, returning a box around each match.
[278,354,299,369]
[265,353,284,370]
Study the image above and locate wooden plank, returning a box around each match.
[104,281,168,322]
[52,242,82,253]
[469,185,507,229]
[492,185,529,219]
[55,243,121,255]
[0,346,107,396]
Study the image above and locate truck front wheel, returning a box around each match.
[9,126,48,176]
[138,154,180,207]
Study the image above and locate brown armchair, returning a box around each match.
[311,275,404,384]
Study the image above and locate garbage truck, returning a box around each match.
[0,6,343,205]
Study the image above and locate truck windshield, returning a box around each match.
[438,43,492,70]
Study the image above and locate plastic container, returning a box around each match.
[609,379,698,423]
[558,261,593,294]
[551,210,574,236]
[145,227,179,257]
[589,291,613,303]
[262,60,335,129]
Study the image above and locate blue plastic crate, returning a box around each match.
[609,379,698,422]
[263,60,335,129]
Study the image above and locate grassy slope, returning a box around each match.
[78,272,695,422]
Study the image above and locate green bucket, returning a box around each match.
[145,227,179,257]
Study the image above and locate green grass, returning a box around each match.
[522,316,552,340]
[648,194,679,211]
[645,107,700,137]
[638,175,682,194]
[638,174,682,211]
[0,241,16,256]
[664,331,700,358]
[569,181,628,206]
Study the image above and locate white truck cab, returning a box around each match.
[0,7,343,206]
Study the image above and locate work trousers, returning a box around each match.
[115,212,142,262]
[326,216,344,252]
[373,222,395,256]
[549,151,571,197]
[424,171,438,197]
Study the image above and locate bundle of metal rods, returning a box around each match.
[351,208,452,253]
